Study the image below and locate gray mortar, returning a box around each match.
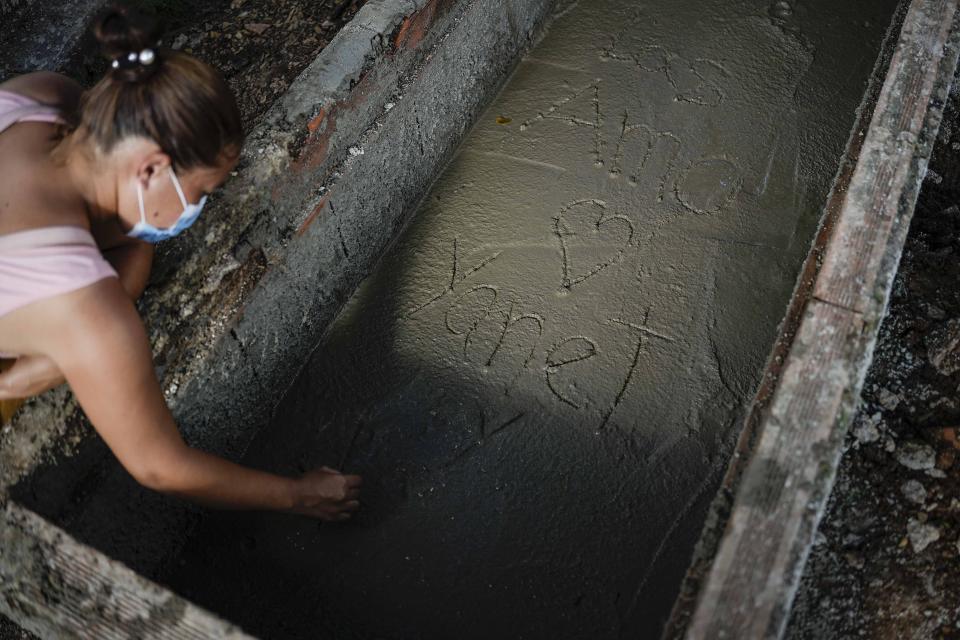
[156,1,899,639]
[1,0,557,636]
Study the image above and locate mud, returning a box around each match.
[160,0,898,638]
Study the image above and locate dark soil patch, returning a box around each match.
[131,0,365,129]
[157,0,366,129]
[787,72,960,640]
[0,615,34,640]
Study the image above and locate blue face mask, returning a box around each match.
[128,167,207,243]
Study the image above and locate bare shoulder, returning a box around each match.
[0,72,82,111]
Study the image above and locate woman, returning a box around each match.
[0,4,361,520]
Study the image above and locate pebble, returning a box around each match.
[853,419,880,445]
[245,22,271,35]
[926,319,960,376]
[901,479,927,505]
[896,441,937,470]
[878,388,901,411]
[907,518,941,553]
[769,0,793,19]
[928,304,947,320]
[844,552,865,570]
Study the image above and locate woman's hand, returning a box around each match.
[0,354,65,399]
[289,466,362,521]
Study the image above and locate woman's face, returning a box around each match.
[136,155,239,230]
[113,139,240,234]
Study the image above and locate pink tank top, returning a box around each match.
[0,88,63,129]
[0,89,118,327]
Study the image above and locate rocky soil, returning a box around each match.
[156,0,366,129]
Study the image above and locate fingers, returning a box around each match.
[311,501,361,522]
[312,467,362,484]
[296,467,363,517]
[316,467,361,484]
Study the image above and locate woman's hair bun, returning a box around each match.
[93,2,162,82]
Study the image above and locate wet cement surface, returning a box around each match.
[161,1,899,638]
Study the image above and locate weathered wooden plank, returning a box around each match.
[814,0,958,313]
[679,0,960,637]
[0,502,253,640]
[686,301,866,638]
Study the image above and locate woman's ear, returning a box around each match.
[135,146,171,191]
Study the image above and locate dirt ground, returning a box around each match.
[787,76,960,639]
[123,0,366,128]
[0,1,365,637]
[158,0,365,128]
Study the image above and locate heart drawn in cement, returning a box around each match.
[554,199,635,289]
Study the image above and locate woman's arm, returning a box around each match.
[101,240,154,300]
[36,279,360,518]
[89,214,156,301]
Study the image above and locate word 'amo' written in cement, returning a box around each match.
[519,83,744,216]
[406,236,674,432]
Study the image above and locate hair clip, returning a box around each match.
[111,48,156,69]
